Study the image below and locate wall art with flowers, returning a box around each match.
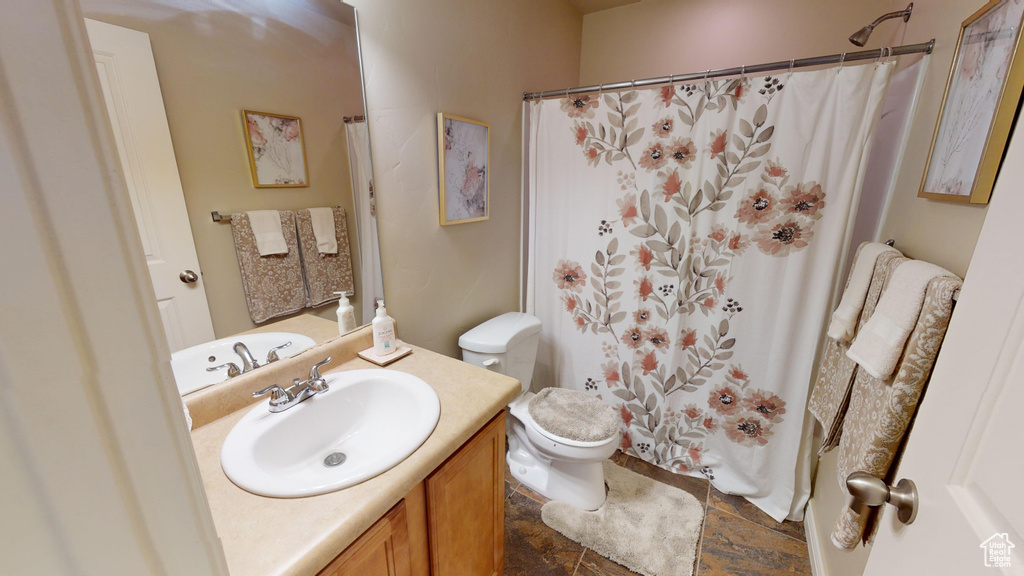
[528,63,893,521]
[243,110,308,188]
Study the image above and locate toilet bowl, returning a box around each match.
[460,312,620,510]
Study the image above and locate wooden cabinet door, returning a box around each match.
[425,412,505,576]
[318,499,411,576]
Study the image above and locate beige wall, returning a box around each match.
[579,0,891,85]
[876,0,990,277]
[80,1,367,337]
[349,0,583,357]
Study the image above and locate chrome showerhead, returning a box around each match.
[849,3,913,47]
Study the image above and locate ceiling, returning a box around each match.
[565,0,641,15]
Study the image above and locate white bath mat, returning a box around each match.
[541,461,704,576]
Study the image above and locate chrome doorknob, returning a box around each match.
[846,471,918,524]
[179,270,199,283]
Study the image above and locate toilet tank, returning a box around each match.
[459,312,542,394]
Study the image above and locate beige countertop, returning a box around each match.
[189,327,520,576]
[237,312,341,345]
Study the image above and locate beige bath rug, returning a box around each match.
[541,461,704,576]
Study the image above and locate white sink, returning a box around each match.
[220,369,440,498]
[171,332,317,395]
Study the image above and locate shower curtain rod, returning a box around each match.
[522,40,934,100]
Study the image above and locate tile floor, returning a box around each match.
[503,450,812,576]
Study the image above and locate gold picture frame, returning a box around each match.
[918,0,1024,204]
[242,110,309,188]
[437,113,489,225]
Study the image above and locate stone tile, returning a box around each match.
[697,508,811,576]
[516,482,552,505]
[573,549,641,576]
[619,453,710,504]
[503,491,584,576]
[707,487,805,542]
[609,449,630,467]
[505,456,519,498]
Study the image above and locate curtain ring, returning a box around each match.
[788,59,795,77]
[838,52,846,73]
[703,69,710,91]
[740,65,746,78]
[566,87,571,98]
[598,83,604,98]
[631,79,636,89]
[668,74,675,93]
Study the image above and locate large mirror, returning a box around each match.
[79,0,383,380]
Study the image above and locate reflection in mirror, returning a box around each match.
[79,0,383,383]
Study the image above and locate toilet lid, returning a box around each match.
[527,388,620,443]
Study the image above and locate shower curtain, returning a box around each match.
[344,122,384,323]
[526,62,893,521]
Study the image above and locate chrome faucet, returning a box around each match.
[233,341,260,372]
[252,357,332,413]
[206,362,241,378]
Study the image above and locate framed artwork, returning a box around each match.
[437,113,489,225]
[242,110,309,188]
[919,0,1024,204]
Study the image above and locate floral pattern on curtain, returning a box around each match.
[527,63,893,521]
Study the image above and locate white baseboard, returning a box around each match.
[804,499,828,576]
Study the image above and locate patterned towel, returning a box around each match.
[230,211,307,324]
[296,206,355,308]
[831,275,962,549]
[809,250,906,454]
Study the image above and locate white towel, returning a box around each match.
[246,210,288,256]
[308,207,338,254]
[827,242,900,343]
[847,260,953,379]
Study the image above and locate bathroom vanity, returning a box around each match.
[186,326,519,576]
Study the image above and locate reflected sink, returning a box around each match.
[220,369,441,498]
[171,332,317,395]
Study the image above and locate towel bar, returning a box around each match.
[883,239,959,302]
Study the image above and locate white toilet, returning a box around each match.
[459,312,621,510]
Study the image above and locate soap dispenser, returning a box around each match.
[334,291,357,334]
[372,301,397,355]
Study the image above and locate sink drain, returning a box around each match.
[323,452,347,467]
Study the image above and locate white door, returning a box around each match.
[862,113,1024,573]
[85,19,215,352]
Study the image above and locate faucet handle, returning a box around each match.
[266,341,292,364]
[253,384,293,407]
[308,356,332,381]
[207,362,241,378]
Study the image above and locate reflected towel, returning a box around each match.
[296,206,354,307]
[847,260,955,379]
[827,242,900,343]
[308,207,338,254]
[832,276,961,549]
[230,211,307,323]
[809,250,905,454]
[246,210,288,256]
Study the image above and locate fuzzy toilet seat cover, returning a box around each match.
[528,388,619,442]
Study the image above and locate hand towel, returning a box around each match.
[246,210,288,256]
[308,207,338,254]
[832,276,961,549]
[847,260,956,379]
[230,211,307,323]
[827,242,900,343]
[295,206,355,307]
[809,251,905,454]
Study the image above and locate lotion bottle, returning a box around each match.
[372,301,397,355]
[334,291,357,334]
